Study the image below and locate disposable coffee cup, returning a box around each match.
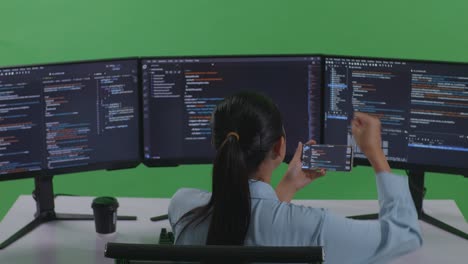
[92,196,119,234]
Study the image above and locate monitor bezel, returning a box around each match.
[0,57,142,181]
[323,54,468,176]
[140,54,324,167]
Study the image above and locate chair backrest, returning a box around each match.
[105,243,324,264]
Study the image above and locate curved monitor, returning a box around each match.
[0,58,140,180]
[141,55,323,166]
[323,55,468,174]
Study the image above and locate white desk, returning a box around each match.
[0,195,467,263]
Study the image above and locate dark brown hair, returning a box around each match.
[178,91,284,245]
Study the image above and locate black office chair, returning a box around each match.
[105,243,324,264]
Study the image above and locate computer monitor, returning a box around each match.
[323,56,468,240]
[323,56,468,175]
[141,55,323,166]
[0,58,140,249]
[0,58,141,181]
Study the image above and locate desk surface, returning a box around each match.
[0,195,467,264]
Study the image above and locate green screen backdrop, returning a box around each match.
[0,0,467,221]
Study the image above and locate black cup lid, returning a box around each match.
[92,196,119,209]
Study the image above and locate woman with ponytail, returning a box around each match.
[168,92,422,263]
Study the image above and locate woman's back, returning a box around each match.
[169,173,422,264]
[170,181,326,247]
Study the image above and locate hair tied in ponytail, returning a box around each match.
[226,132,240,141]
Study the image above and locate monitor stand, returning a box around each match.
[0,174,137,250]
[347,170,467,240]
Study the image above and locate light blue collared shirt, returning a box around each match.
[168,172,422,264]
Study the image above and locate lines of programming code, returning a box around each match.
[324,58,410,162]
[187,71,226,143]
[408,66,468,167]
[327,65,348,117]
[43,63,139,170]
[147,65,179,98]
[97,74,137,133]
[352,70,405,125]
[0,68,43,175]
[0,60,139,177]
[43,76,93,169]
[184,71,223,141]
[142,56,322,163]
[308,64,322,138]
[301,144,352,171]
[324,57,468,170]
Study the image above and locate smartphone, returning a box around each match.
[301,144,353,171]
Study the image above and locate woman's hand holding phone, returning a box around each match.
[276,140,326,202]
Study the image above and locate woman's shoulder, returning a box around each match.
[171,188,211,206]
[172,188,210,198]
[168,188,211,222]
